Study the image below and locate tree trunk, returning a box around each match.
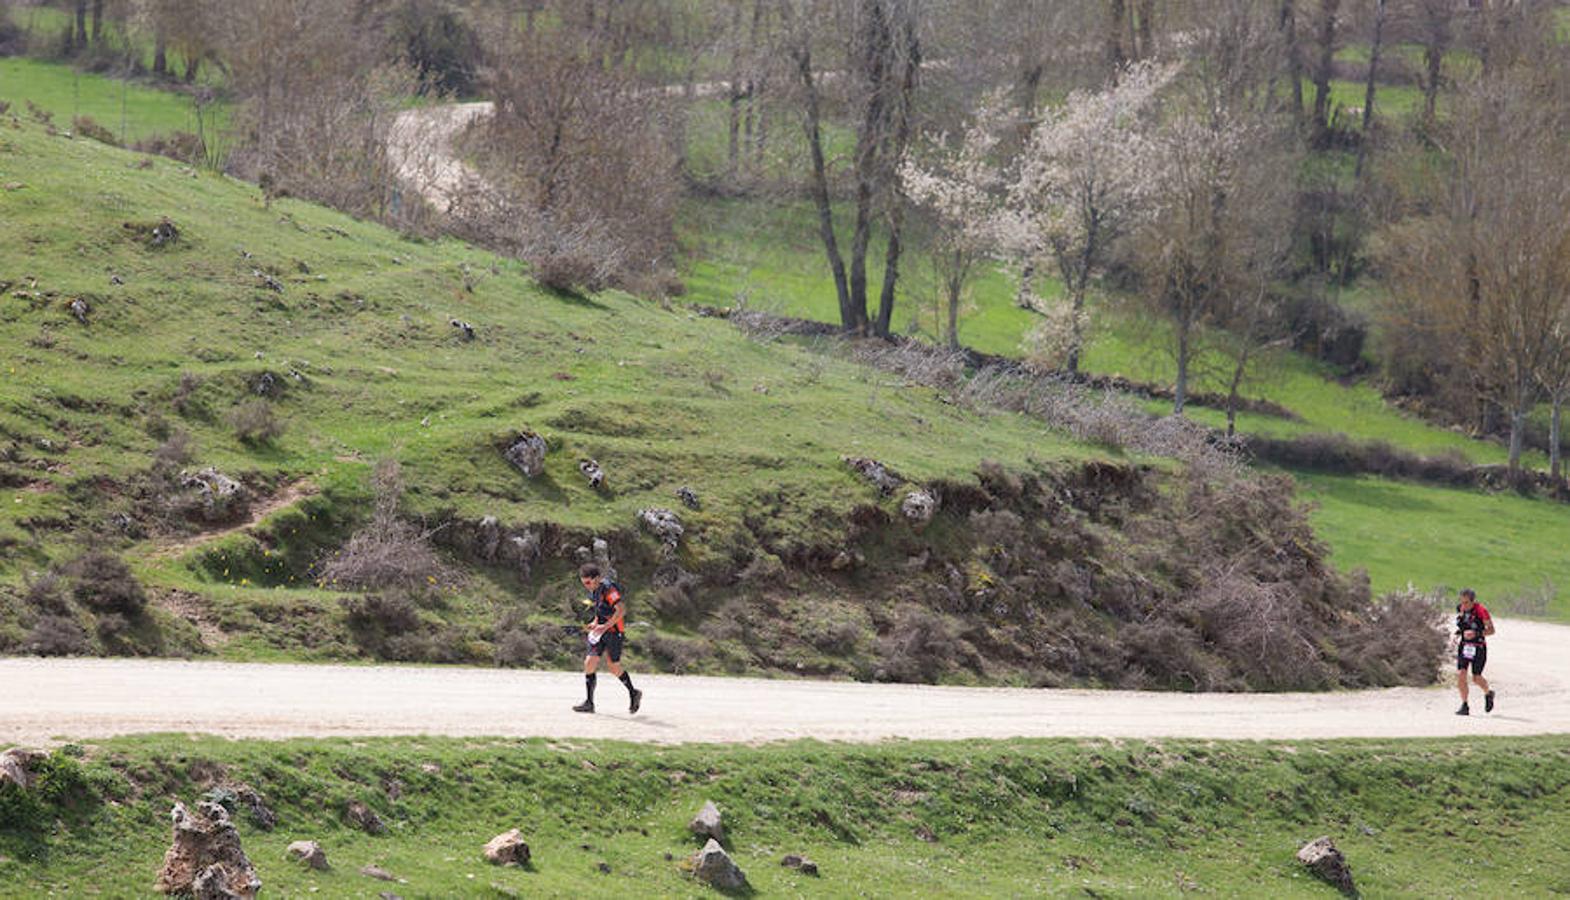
[90,0,103,45]
[1136,0,1155,59]
[1106,0,1127,74]
[1016,262,1035,309]
[1280,0,1304,125]
[184,55,199,84]
[1423,44,1442,129]
[1311,0,1340,139]
[1552,395,1563,482]
[1225,345,1252,437]
[946,276,961,349]
[1174,317,1191,415]
[153,33,168,76]
[1355,0,1386,179]
[73,1,87,51]
[874,6,920,339]
[1067,286,1087,374]
[1508,406,1525,479]
[847,0,894,335]
[794,47,853,330]
[727,86,742,176]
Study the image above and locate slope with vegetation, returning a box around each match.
[0,113,1444,689]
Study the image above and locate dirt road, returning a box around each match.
[3,618,1563,745]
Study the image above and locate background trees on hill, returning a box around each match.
[1379,43,1570,478]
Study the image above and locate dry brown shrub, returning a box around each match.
[229,399,285,446]
[320,459,452,594]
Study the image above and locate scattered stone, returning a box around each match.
[504,431,548,478]
[914,825,937,843]
[579,458,605,489]
[181,468,247,522]
[360,864,396,882]
[692,838,747,891]
[509,531,541,579]
[675,486,701,510]
[450,319,475,341]
[285,841,329,871]
[419,763,441,775]
[1297,836,1355,895]
[688,800,724,843]
[250,371,279,397]
[150,217,179,247]
[110,274,125,285]
[781,854,819,876]
[0,748,48,791]
[477,516,501,562]
[69,297,89,324]
[900,488,937,526]
[483,829,530,867]
[379,893,402,900]
[252,270,284,293]
[638,508,683,558]
[155,801,261,899]
[234,787,276,832]
[344,800,386,835]
[597,862,611,874]
[843,456,903,494]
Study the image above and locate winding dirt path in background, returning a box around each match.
[3,618,1566,745]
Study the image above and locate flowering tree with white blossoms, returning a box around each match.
[900,97,1011,349]
[1004,61,1176,373]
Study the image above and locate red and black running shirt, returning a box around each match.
[589,581,626,634]
[1457,603,1491,645]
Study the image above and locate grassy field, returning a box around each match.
[0,57,216,144]
[3,733,1569,897]
[1297,472,1568,618]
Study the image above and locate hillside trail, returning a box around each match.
[150,480,315,560]
[3,618,1566,745]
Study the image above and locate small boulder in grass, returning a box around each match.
[1296,836,1356,896]
[692,838,747,891]
[688,800,724,842]
[782,854,819,876]
[360,864,396,882]
[285,840,329,871]
[483,829,530,867]
[345,800,386,835]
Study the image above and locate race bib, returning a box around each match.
[587,631,601,646]
[1462,644,1477,660]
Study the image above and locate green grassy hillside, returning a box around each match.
[3,734,1569,897]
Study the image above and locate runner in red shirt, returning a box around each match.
[1454,588,1496,716]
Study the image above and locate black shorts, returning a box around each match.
[1456,643,1487,675]
[587,630,624,663]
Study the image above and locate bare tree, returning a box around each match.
[1308,0,1342,142]
[1132,1,1293,415]
[457,11,680,292]
[783,0,922,336]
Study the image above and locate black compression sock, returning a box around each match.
[619,672,635,693]
[585,673,597,702]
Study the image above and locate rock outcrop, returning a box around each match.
[1297,836,1356,896]
[688,800,724,843]
[154,801,261,899]
[483,829,530,867]
[692,838,747,890]
[503,431,548,478]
